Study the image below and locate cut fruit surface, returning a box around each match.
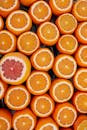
[20,0,38,6]
[0,16,4,31]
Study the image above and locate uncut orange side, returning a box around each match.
[0,16,4,31]
[60,128,72,130]
[20,0,38,6]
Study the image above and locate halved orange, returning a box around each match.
[0,0,20,18]
[49,78,74,103]
[0,30,17,54]
[56,13,77,34]
[74,115,87,130]
[26,70,51,95]
[37,22,60,46]
[4,85,31,110]
[20,0,38,6]
[0,108,12,130]
[75,45,87,67]
[31,94,55,117]
[17,31,40,56]
[72,0,87,21]
[0,52,31,85]
[29,1,52,24]
[6,10,32,36]
[30,48,54,71]
[56,34,78,55]
[12,108,37,130]
[73,68,87,91]
[0,16,4,31]
[35,117,59,130]
[75,22,87,44]
[53,102,77,128]
[52,54,77,79]
[49,0,73,15]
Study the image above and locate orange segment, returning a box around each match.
[20,0,38,6]
[0,16,4,31]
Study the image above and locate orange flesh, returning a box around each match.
[80,24,87,39]
[55,0,70,9]
[0,0,15,9]
[43,125,54,130]
[80,48,87,62]
[78,72,87,88]
[0,119,8,130]
[77,120,87,130]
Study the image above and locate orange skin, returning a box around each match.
[60,128,72,130]
[0,16,4,31]
[20,0,38,6]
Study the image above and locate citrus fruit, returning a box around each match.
[29,1,52,24]
[0,79,8,100]
[37,22,60,46]
[73,68,87,91]
[0,30,17,54]
[72,0,87,22]
[31,94,55,117]
[75,22,87,44]
[49,0,73,15]
[0,0,20,18]
[56,34,78,55]
[6,10,32,36]
[17,31,40,56]
[20,0,38,6]
[60,128,72,130]
[74,115,87,130]
[49,78,74,103]
[0,16,4,31]
[75,45,87,67]
[73,92,87,113]
[12,108,37,130]
[35,117,59,130]
[26,70,51,95]
[53,102,77,127]
[30,48,54,71]
[0,108,12,130]
[4,85,31,110]
[52,54,77,79]
[56,13,77,34]
[0,52,31,85]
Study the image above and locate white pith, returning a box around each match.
[77,120,87,130]
[0,82,4,98]
[40,123,58,130]
[79,22,87,40]
[0,117,10,130]
[79,46,87,65]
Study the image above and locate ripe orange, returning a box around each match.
[0,108,12,130]
[20,0,38,6]
[49,0,73,15]
[31,94,55,117]
[17,31,40,56]
[6,10,32,36]
[35,117,59,130]
[75,22,87,44]
[0,16,4,31]
[49,78,74,103]
[60,128,72,130]
[56,34,78,55]
[73,68,87,91]
[52,54,77,79]
[29,1,52,24]
[0,0,20,18]
[0,30,17,54]
[12,108,37,130]
[0,52,31,85]
[75,45,87,67]
[26,70,51,95]
[4,85,31,110]
[30,48,54,71]
[53,102,77,127]
[72,0,87,22]
[56,13,77,34]
[37,22,60,46]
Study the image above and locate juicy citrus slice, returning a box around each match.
[20,0,38,6]
[49,79,74,103]
[72,0,87,22]
[75,22,87,44]
[49,0,73,15]
[31,94,55,117]
[73,68,87,91]
[12,108,37,130]
[56,13,77,34]
[35,117,59,130]
[56,34,78,55]
[0,16,4,31]
[4,85,31,110]
[0,0,20,18]
[30,48,54,71]
[26,70,51,95]
[52,54,77,79]
[37,22,60,46]
[74,115,87,130]
[0,52,31,85]
[29,1,52,24]
[6,10,32,36]
[0,30,17,54]
[0,108,12,130]
[17,31,40,55]
[53,102,77,127]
